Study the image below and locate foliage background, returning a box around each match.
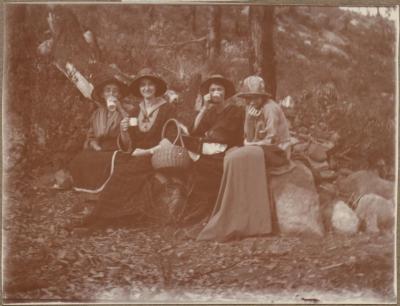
[4,4,397,188]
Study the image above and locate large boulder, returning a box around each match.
[269,161,324,236]
[337,170,394,201]
[331,201,359,234]
[356,194,394,234]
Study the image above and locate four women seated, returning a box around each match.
[69,69,294,241]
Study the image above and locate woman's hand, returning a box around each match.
[203,93,211,109]
[247,105,262,118]
[120,117,129,132]
[132,145,160,156]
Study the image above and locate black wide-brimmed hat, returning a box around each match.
[200,74,236,99]
[91,73,129,102]
[129,68,167,98]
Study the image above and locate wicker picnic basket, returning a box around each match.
[151,118,192,169]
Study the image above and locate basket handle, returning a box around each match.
[161,118,186,148]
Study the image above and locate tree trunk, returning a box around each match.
[248,6,263,76]
[262,6,277,99]
[190,6,197,34]
[207,6,222,63]
[248,6,277,99]
[5,5,39,173]
[6,6,35,128]
[234,7,241,36]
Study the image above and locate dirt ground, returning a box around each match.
[3,188,396,304]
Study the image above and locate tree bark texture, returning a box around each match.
[248,6,277,99]
[190,6,197,34]
[207,6,222,63]
[262,6,277,99]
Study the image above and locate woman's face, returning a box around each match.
[209,83,225,104]
[247,96,265,109]
[140,78,157,99]
[102,83,121,100]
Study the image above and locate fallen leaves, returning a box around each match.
[3,189,396,303]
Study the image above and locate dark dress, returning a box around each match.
[87,101,176,224]
[183,103,245,223]
[69,107,124,192]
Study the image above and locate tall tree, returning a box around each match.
[248,5,277,99]
[207,6,222,63]
[190,6,197,34]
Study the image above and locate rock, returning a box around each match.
[331,201,359,234]
[306,157,330,171]
[337,170,394,201]
[308,143,328,162]
[54,169,73,189]
[269,161,324,236]
[322,30,348,47]
[350,19,359,27]
[38,38,54,56]
[152,174,188,225]
[292,142,309,154]
[356,194,394,234]
[320,43,349,60]
[319,170,337,182]
[338,168,353,177]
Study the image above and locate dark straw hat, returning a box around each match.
[129,68,167,98]
[200,74,236,99]
[91,73,129,102]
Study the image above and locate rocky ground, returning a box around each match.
[3,187,396,304]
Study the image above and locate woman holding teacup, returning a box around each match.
[69,73,130,192]
[197,75,295,242]
[181,74,245,225]
[73,68,177,229]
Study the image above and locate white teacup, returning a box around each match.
[129,117,138,126]
[211,92,223,103]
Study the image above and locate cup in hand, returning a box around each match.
[106,96,118,112]
[212,92,222,98]
[129,117,138,127]
[210,91,223,103]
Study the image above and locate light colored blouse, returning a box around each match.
[244,100,291,154]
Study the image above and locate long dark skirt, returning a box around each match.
[69,150,116,192]
[183,153,225,223]
[90,153,155,222]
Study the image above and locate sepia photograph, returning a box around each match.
[1,0,398,304]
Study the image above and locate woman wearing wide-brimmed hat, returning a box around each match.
[197,75,296,242]
[68,72,130,192]
[74,68,177,229]
[180,74,245,226]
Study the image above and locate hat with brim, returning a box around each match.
[237,75,272,99]
[129,68,167,98]
[91,74,129,102]
[200,74,236,99]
